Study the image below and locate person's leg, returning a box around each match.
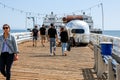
[62,43,67,56]
[53,38,56,55]
[61,43,64,55]
[33,36,35,46]
[64,43,67,52]
[0,53,6,77]
[50,38,53,55]
[41,36,45,47]
[43,35,46,43]
[35,36,37,47]
[6,53,14,80]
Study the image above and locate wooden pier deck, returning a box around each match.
[0,41,96,80]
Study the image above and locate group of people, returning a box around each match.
[32,24,46,47]
[32,23,69,56]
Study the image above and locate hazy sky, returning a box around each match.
[0,0,120,30]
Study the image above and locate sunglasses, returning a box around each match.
[3,27,9,30]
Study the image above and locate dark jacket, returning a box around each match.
[60,31,68,43]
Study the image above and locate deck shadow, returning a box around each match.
[30,54,64,57]
[82,68,107,80]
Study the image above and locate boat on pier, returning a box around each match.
[43,12,102,34]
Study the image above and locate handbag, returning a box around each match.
[14,54,18,61]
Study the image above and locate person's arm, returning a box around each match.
[66,31,69,41]
[12,35,19,54]
[12,35,19,61]
[55,30,59,42]
[39,28,41,35]
[47,29,50,41]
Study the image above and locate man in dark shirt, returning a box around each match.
[48,23,58,56]
[32,25,39,47]
[39,24,46,47]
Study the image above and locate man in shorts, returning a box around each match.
[39,24,46,47]
[32,25,39,47]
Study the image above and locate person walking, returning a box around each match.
[60,27,68,56]
[39,24,46,47]
[48,23,58,56]
[32,25,39,47]
[0,24,19,80]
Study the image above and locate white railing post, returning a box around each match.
[97,49,108,77]
[108,59,115,80]
[116,64,120,80]
[93,45,98,72]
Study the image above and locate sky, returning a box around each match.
[0,0,120,30]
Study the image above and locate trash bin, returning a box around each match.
[100,42,112,55]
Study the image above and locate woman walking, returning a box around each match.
[60,27,68,56]
[0,24,19,80]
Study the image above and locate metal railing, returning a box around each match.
[11,32,32,44]
[90,33,120,57]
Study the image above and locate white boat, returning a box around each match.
[63,12,102,34]
[43,12,63,28]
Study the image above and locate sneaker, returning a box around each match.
[64,53,67,56]
[49,53,53,56]
[63,52,67,56]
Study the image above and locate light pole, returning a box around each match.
[100,3,104,33]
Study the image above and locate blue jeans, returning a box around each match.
[50,38,56,54]
[61,43,67,55]
[0,52,14,80]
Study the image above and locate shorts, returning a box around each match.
[41,35,46,40]
[33,36,38,40]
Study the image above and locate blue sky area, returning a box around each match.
[0,0,120,30]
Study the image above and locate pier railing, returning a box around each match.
[94,44,120,80]
[90,33,120,57]
[12,32,120,57]
[11,32,120,57]
[91,33,120,80]
[11,32,32,44]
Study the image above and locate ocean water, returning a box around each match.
[0,29,120,38]
[0,29,28,33]
[103,30,120,38]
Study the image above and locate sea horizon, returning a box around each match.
[103,30,120,37]
[0,29,120,38]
